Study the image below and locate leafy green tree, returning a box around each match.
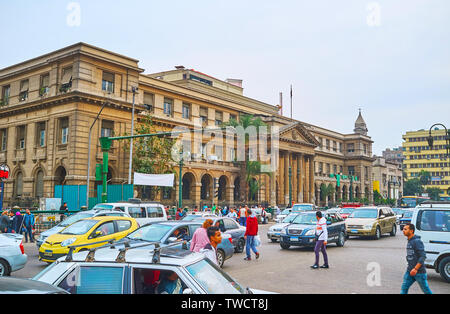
[418,170,431,186]
[403,179,424,196]
[425,187,441,201]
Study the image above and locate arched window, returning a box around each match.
[14,172,23,197]
[35,170,44,198]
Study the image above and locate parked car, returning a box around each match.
[252,208,272,224]
[39,216,139,263]
[325,208,342,215]
[291,203,317,212]
[267,213,300,242]
[92,199,167,226]
[0,277,69,294]
[36,209,131,248]
[411,201,450,282]
[182,212,218,222]
[279,211,347,249]
[345,207,397,240]
[113,221,234,268]
[399,210,414,230]
[393,208,406,224]
[340,207,355,220]
[275,208,292,223]
[33,242,274,294]
[0,234,27,276]
[192,217,247,253]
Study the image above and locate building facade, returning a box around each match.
[402,129,450,198]
[0,43,375,209]
[372,156,403,200]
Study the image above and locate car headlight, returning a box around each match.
[305,229,315,236]
[280,228,287,235]
[61,238,77,247]
[364,224,374,230]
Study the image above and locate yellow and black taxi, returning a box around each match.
[39,216,138,263]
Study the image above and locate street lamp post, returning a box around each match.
[86,101,108,208]
[179,150,183,209]
[128,87,138,185]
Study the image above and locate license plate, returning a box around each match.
[274,233,280,236]
[44,250,53,257]
[351,230,358,233]
[290,237,299,242]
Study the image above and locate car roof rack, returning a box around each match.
[66,239,190,264]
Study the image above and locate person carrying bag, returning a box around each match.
[311,211,329,269]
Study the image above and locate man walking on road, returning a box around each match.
[311,211,329,269]
[23,209,35,243]
[401,223,432,294]
[244,209,260,261]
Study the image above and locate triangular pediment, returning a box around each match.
[279,122,319,147]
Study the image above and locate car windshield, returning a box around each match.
[350,209,378,219]
[341,208,355,214]
[403,211,413,218]
[93,204,114,210]
[292,204,313,211]
[126,224,173,242]
[282,213,298,223]
[59,213,94,227]
[60,220,98,235]
[292,213,317,225]
[185,258,244,294]
[281,209,291,215]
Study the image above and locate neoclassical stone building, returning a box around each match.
[0,43,374,208]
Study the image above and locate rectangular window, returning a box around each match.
[60,118,69,144]
[417,210,450,232]
[102,71,115,93]
[17,126,26,149]
[348,166,355,176]
[182,103,191,119]
[229,114,237,123]
[163,98,173,116]
[1,85,10,106]
[19,80,29,102]
[143,92,154,112]
[347,143,355,153]
[36,122,46,147]
[0,129,7,151]
[200,107,208,126]
[326,139,330,150]
[61,66,73,91]
[101,120,114,138]
[40,73,50,96]
[215,111,223,126]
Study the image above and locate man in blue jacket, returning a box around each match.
[401,223,432,294]
[23,209,35,243]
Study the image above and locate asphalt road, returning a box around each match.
[12,223,450,294]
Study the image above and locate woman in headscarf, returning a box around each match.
[190,219,214,253]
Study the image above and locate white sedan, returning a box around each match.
[0,234,27,276]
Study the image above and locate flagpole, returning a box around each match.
[290,85,293,120]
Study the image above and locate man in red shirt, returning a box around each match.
[244,209,260,261]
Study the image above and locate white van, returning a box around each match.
[411,201,450,282]
[93,199,167,227]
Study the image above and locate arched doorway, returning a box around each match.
[14,171,24,198]
[201,174,213,201]
[342,185,348,201]
[249,178,258,202]
[234,177,240,203]
[54,166,67,186]
[355,186,360,200]
[35,170,44,198]
[218,176,227,202]
[182,173,195,200]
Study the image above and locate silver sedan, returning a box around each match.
[0,234,27,276]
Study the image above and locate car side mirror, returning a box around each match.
[93,231,103,238]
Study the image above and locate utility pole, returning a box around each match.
[179,150,183,209]
[128,87,138,185]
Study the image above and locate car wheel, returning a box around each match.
[438,256,450,283]
[0,259,10,277]
[374,226,381,240]
[236,238,245,253]
[280,243,290,250]
[336,232,346,247]
[390,224,397,236]
[217,249,225,268]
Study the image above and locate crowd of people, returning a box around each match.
[0,207,36,242]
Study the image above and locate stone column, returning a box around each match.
[284,152,290,206]
[297,154,302,203]
[227,185,235,207]
[309,156,315,204]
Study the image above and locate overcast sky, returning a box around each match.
[1,0,449,155]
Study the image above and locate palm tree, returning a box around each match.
[225,114,267,202]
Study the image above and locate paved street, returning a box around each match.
[12,222,449,294]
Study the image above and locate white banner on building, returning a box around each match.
[133,173,174,187]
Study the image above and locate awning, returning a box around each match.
[133,173,174,187]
